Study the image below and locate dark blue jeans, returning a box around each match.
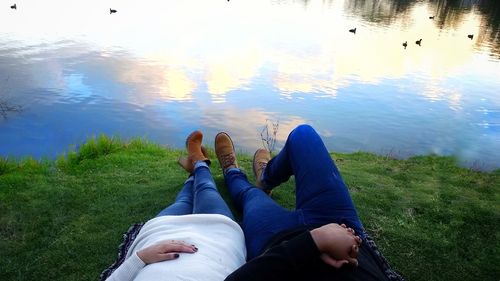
[157,162,234,220]
[224,124,364,260]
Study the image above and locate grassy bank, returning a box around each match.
[0,136,499,281]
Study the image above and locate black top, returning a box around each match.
[225,228,399,281]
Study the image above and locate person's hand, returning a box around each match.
[310,223,362,268]
[137,240,198,264]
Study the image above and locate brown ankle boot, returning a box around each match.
[253,148,272,194]
[215,132,239,173]
[177,131,210,173]
[177,146,210,173]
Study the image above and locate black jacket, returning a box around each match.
[225,228,403,281]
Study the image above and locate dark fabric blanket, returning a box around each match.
[363,233,405,281]
[100,224,403,281]
[99,223,144,281]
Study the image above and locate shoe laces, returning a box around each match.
[221,153,236,169]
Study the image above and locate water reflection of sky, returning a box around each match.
[0,0,499,170]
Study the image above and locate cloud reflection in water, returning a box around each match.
[0,0,499,169]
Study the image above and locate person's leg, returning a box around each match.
[192,161,235,220]
[224,168,301,260]
[156,177,194,217]
[261,124,364,236]
[215,131,301,259]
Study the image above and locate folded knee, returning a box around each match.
[289,124,317,142]
[176,197,193,204]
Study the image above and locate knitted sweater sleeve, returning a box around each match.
[106,252,146,281]
[224,231,320,281]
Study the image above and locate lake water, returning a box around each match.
[1,0,499,170]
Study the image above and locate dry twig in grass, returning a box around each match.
[260,119,279,154]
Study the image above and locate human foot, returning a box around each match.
[253,148,272,195]
[177,131,210,173]
[177,145,210,173]
[215,132,239,173]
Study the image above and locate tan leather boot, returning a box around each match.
[215,132,239,173]
[177,130,210,173]
[177,146,210,173]
[253,148,272,195]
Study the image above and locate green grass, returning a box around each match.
[0,136,499,281]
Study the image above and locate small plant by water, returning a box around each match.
[260,119,279,154]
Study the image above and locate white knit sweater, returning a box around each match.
[106,214,246,281]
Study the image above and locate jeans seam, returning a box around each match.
[297,209,306,226]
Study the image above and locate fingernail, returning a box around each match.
[174,254,179,258]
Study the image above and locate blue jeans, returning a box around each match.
[156,161,234,220]
[224,124,364,260]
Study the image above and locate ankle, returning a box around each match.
[223,166,240,175]
[194,160,210,171]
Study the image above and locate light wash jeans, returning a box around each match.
[156,161,234,220]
